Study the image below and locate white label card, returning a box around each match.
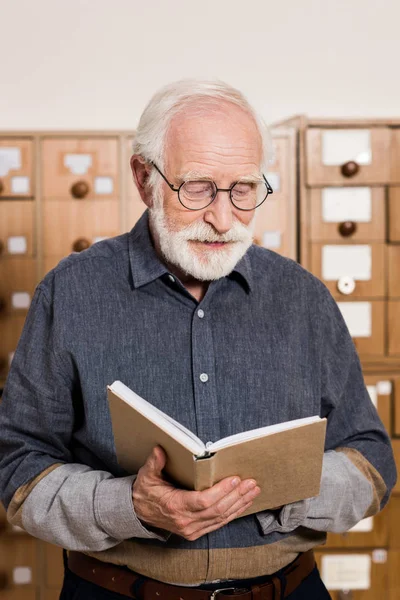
[349,517,373,532]
[265,172,280,193]
[64,154,92,175]
[94,176,113,194]
[262,231,281,249]
[322,130,372,166]
[366,386,378,408]
[13,566,32,585]
[322,187,372,223]
[7,236,27,254]
[376,381,392,395]
[337,302,372,338]
[0,147,21,176]
[322,245,372,281]
[321,554,371,590]
[11,292,31,309]
[11,176,30,194]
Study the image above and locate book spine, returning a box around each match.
[194,454,216,491]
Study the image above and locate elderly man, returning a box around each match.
[0,81,396,600]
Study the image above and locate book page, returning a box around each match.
[109,381,205,455]
[209,416,322,452]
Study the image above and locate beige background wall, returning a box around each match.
[1,0,400,128]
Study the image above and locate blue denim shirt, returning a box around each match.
[0,211,396,584]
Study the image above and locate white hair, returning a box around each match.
[132,79,272,190]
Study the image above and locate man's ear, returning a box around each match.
[130,155,153,208]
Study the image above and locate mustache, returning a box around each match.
[176,221,252,244]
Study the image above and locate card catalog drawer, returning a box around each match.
[388,187,400,242]
[0,139,34,198]
[390,128,400,184]
[388,246,400,298]
[364,375,392,435]
[393,378,400,437]
[388,496,400,548]
[42,199,119,257]
[309,187,385,242]
[253,134,296,259]
[0,537,37,589]
[43,543,64,588]
[0,201,35,257]
[388,301,400,356]
[337,300,385,358]
[42,137,119,200]
[0,590,37,600]
[392,440,400,494]
[0,317,26,381]
[306,127,391,186]
[325,511,388,549]
[0,259,36,315]
[310,243,385,298]
[315,550,389,599]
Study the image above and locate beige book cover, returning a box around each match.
[108,381,327,516]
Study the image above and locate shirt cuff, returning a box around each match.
[256,498,311,535]
[94,475,169,541]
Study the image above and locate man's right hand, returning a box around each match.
[132,446,261,541]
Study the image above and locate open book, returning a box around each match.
[108,381,327,516]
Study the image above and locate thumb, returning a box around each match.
[146,445,167,475]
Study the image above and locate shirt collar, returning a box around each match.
[128,210,253,293]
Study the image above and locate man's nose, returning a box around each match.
[203,190,233,233]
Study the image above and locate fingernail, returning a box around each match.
[231,477,240,488]
[246,480,256,491]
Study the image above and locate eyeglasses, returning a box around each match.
[150,162,273,211]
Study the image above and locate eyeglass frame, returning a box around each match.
[150,162,273,211]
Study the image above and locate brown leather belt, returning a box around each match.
[67,549,316,599]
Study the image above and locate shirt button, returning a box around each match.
[200,373,209,383]
[197,309,205,319]
[168,274,175,283]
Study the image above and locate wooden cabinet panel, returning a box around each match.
[388,301,400,356]
[394,378,400,437]
[44,544,64,588]
[315,550,389,599]
[0,201,35,257]
[0,537,37,589]
[253,131,297,260]
[310,243,385,299]
[388,550,400,600]
[390,128,400,184]
[309,187,385,242]
[0,259,37,316]
[42,137,119,200]
[336,300,385,358]
[388,187,400,242]
[42,199,119,258]
[306,128,391,186]
[392,439,400,494]
[388,246,400,298]
[0,139,34,198]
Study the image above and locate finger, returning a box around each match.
[185,476,243,511]
[197,483,260,523]
[144,445,167,476]
[185,500,255,541]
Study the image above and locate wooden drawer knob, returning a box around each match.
[70,180,90,199]
[72,238,91,252]
[341,161,359,178]
[0,179,4,194]
[338,221,357,237]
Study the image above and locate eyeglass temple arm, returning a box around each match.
[263,174,274,195]
[149,162,180,191]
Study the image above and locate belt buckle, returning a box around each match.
[210,587,248,599]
